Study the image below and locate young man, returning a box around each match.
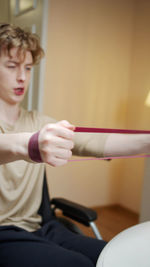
[0,23,150,267]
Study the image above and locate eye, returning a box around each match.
[26,66,32,71]
[7,65,16,68]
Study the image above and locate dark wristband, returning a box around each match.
[28,131,43,163]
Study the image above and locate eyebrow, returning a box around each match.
[6,60,33,65]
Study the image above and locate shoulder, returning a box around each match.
[19,108,56,131]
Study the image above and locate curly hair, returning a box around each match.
[0,23,44,64]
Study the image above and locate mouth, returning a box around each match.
[14,87,25,96]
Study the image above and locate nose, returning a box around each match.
[17,67,26,82]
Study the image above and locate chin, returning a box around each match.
[8,96,24,106]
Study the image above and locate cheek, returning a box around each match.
[0,72,8,88]
[0,68,13,82]
[0,71,14,92]
[26,73,31,85]
[0,69,5,81]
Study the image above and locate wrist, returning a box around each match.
[13,132,33,161]
[28,131,43,163]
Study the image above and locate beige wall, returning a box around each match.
[43,0,136,208]
[0,0,9,22]
[119,0,150,212]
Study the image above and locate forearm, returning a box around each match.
[73,133,109,157]
[104,134,150,157]
[73,132,150,158]
[0,132,33,164]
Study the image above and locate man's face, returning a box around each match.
[0,47,33,105]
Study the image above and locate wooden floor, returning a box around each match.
[74,204,139,242]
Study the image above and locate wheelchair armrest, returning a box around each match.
[51,197,97,226]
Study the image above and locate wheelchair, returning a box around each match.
[38,171,102,240]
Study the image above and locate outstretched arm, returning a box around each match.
[104,133,150,157]
[73,132,150,158]
[1,122,150,165]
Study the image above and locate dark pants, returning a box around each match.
[0,219,107,267]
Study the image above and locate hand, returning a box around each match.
[38,120,75,166]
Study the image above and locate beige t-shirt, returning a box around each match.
[0,108,108,232]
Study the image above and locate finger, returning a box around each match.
[58,120,75,131]
[53,148,72,160]
[49,136,74,150]
[47,157,69,167]
[47,124,75,140]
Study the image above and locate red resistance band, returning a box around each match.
[28,132,43,163]
[74,126,150,134]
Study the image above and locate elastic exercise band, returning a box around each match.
[28,132,43,163]
[69,154,150,162]
[75,126,150,134]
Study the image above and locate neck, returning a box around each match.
[0,100,21,125]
